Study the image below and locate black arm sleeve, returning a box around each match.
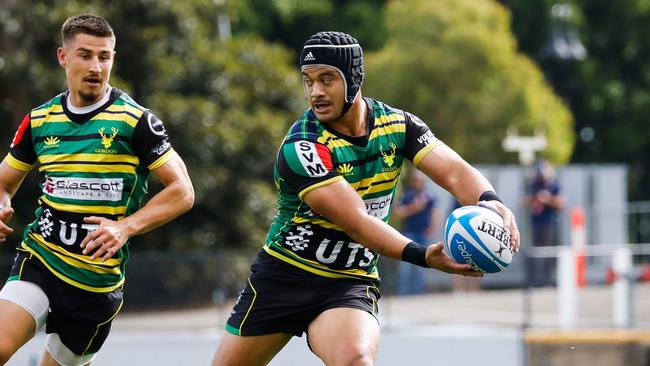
[131,110,173,170]
[403,112,441,162]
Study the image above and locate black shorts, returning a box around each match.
[8,250,123,355]
[225,250,381,337]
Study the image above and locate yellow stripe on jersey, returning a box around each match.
[33,114,76,124]
[318,130,356,149]
[39,163,137,174]
[350,170,401,192]
[91,112,139,128]
[369,122,406,140]
[20,242,125,292]
[263,246,379,280]
[148,149,175,171]
[361,176,403,196]
[38,153,139,165]
[4,153,34,171]
[298,176,345,200]
[41,196,127,216]
[30,105,64,128]
[413,141,443,167]
[291,216,342,230]
[28,233,121,271]
[106,103,144,120]
[374,113,404,127]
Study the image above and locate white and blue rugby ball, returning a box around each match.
[444,205,512,273]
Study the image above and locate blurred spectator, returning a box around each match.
[393,171,439,295]
[524,160,565,287]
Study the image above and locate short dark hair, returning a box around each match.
[61,14,115,45]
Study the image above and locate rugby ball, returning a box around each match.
[444,205,512,273]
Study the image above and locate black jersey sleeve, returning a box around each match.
[403,112,442,167]
[132,110,174,170]
[276,139,343,200]
[6,114,36,171]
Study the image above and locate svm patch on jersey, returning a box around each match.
[283,140,333,177]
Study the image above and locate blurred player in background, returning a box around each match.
[0,14,194,365]
[393,170,440,295]
[525,159,564,287]
[212,31,520,366]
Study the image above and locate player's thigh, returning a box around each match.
[307,307,380,366]
[0,299,37,358]
[0,280,49,360]
[212,331,292,366]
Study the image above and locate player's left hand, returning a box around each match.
[478,200,520,253]
[80,216,131,261]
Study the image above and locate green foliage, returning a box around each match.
[230,0,389,51]
[500,0,650,199]
[364,0,574,164]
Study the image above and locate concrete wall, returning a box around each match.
[526,330,650,366]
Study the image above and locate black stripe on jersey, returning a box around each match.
[34,134,129,143]
[101,109,140,120]
[39,160,138,167]
[50,111,66,116]
[375,120,404,129]
[40,241,121,269]
[355,174,400,192]
[31,114,47,120]
[336,148,405,168]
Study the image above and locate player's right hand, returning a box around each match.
[425,242,483,277]
[0,207,15,243]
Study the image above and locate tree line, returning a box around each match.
[1,0,642,253]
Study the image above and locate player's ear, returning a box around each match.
[57,47,67,68]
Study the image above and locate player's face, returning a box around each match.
[57,33,115,107]
[302,66,346,123]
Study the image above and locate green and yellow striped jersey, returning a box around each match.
[5,88,174,292]
[265,98,441,280]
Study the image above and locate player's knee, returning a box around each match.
[0,336,19,364]
[332,346,375,366]
[346,353,374,366]
[47,334,96,366]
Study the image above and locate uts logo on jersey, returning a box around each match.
[285,140,333,177]
[43,177,124,201]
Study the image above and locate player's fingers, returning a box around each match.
[461,270,484,278]
[0,207,14,222]
[449,262,483,277]
[501,211,519,253]
[510,221,520,253]
[83,216,103,224]
[80,227,103,249]
[0,221,14,234]
[83,232,110,255]
[101,245,119,262]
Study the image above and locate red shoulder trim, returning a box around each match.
[10,114,30,148]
